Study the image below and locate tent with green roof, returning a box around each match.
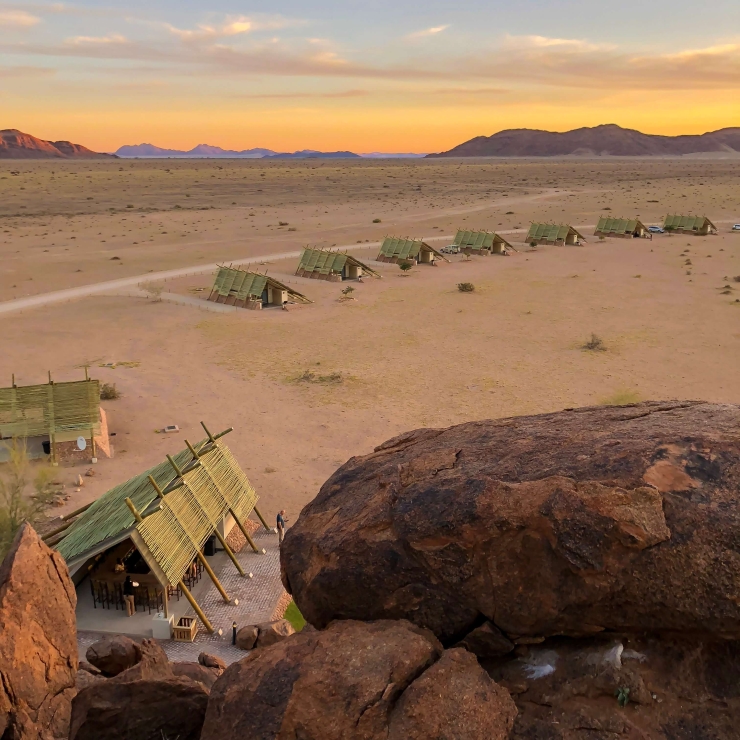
[663,215,717,235]
[377,237,449,265]
[452,229,514,255]
[208,265,312,308]
[526,223,586,246]
[594,217,650,239]
[296,247,381,281]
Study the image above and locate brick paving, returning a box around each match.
[77,527,287,666]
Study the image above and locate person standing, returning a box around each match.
[123,575,136,617]
[276,510,289,544]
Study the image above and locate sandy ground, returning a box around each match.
[1,157,739,527]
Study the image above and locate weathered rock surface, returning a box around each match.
[172,662,220,690]
[0,523,78,740]
[456,620,515,658]
[74,671,103,693]
[487,633,740,739]
[281,402,740,642]
[85,635,140,677]
[201,619,516,740]
[198,652,226,674]
[108,638,172,683]
[235,624,259,650]
[255,618,295,648]
[69,677,208,740]
[388,648,516,740]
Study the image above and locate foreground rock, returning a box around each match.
[201,619,516,740]
[85,635,140,677]
[281,402,740,642]
[235,619,295,650]
[172,662,220,690]
[487,633,740,739]
[69,677,208,740]
[0,524,78,740]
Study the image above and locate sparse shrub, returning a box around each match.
[733,276,740,283]
[126,204,134,208]
[457,282,475,292]
[341,286,355,296]
[373,218,381,223]
[399,261,413,273]
[100,383,120,400]
[530,241,537,248]
[279,221,289,226]
[582,333,606,352]
[0,441,56,558]
[297,370,343,384]
[141,281,163,302]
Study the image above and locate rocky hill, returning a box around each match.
[0,129,114,159]
[427,124,740,157]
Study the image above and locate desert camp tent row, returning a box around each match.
[52,423,272,638]
[209,265,312,309]
[296,247,381,281]
[526,223,586,246]
[663,215,717,235]
[594,217,650,239]
[0,373,108,464]
[376,237,449,265]
[453,229,514,255]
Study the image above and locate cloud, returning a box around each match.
[408,25,449,39]
[240,89,368,99]
[165,14,301,42]
[0,9,40,27]
[0,64,53,77]
[66,33,127,45]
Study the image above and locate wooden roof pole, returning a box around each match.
[147,475,231,604]
[185,440,261,555]
[125,496,214,633]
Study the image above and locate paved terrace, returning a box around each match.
[77,527,287,666]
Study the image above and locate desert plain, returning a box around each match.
[1,156,739,523]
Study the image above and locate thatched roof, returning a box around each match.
[452,229,513,251]
[663,215,717,231]
[595,217,648,235]
[378,237,449,262]
[297,248,381,277]
[526,223,586,242]
[211,266,312,303]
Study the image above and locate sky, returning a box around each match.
[1,0,739,152]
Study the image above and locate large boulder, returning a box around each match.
[198,652,226,674]
[281,402,740,642]
[201,619,516,740]
[172,662,220,690]
[388,648,516,740]
[69,677,208,740]
[255,618,295,648]
[85,636,140,677]
[0,523,78,740]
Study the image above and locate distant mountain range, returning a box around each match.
[427,124,740,157]
[115,144,425,159]
[0,129,115,159]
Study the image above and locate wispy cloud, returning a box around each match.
[0,64,53,77]
[408,25,449,39]
[164,14,302,42]
[0,9,41,27]
[240,89,368,99]
[65,33,127,45]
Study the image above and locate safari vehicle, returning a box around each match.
[648,226,665,234]
[441,244,460,254]
[732,224,740,231]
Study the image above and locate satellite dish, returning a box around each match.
[76,436,87,451]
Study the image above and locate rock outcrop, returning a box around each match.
[172,662,221,690]
[0,523,78,740]
[234,619,295,650]
[85,636,141,677]
[281,402,740,643]
[201,619,516,740]
[69,677,208,740]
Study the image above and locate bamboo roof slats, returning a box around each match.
[663,215,716,232]
[0,379,100,439]
[526,223,585,242]
[56,445,195,563]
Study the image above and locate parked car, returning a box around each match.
[648,226,665,234]
[732,224,740,231]
[441,245,460,254]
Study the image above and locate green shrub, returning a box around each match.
[457,282,475,292]
[100,383,120,400]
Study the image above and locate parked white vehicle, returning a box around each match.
[648,226,665,234]
[732,224,740,231]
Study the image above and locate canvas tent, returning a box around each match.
[296,248,381,281]
[53,424,270,634]
[663,215,717,235]
[0,373,106,464]
[376,237,449,265]
[594,217,650,239]
[209,266,311,309]
[526,223,586,246]
[453,229,514,255]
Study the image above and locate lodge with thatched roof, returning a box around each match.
[453,229,514,255]
[50,423,272,638]
[0,371,109,465]
[376,237,449,265]
[296,247,381,281]
[526,223,586,246]
[208,265,311,309]
[663,215,717,235]
[594,217,650,239]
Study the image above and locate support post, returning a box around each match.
[253,505,272,532]
[229,508,261,554]
[212,528,245,576]
[196,551,230,603]
[179,579,214,633]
